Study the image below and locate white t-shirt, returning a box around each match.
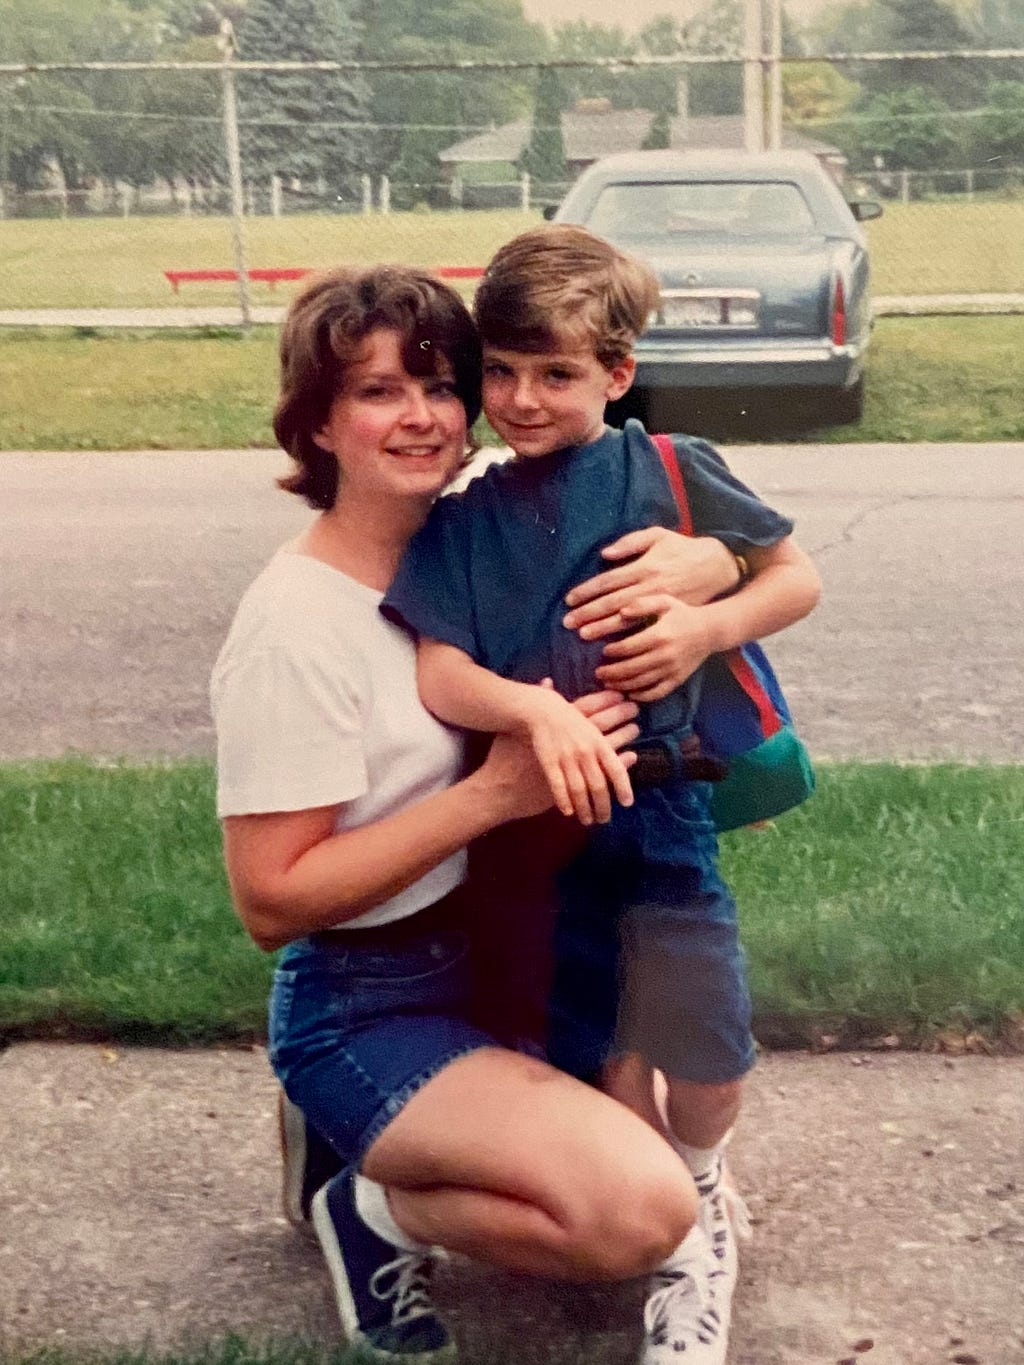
[210,551,467,929]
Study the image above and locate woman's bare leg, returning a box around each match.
[362,1046,697,1282]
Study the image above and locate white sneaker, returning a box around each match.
[696,1156,751,1317]
[639,1225,727,1363]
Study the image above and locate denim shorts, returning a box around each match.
[268,889,496,1165]
[546,782,756,1086]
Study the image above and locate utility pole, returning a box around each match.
[767,0,783,150]
[743,0,765,153]
[218,19,252,331]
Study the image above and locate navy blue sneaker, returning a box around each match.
[311,1167,456,1363]
[278,1090,344,1229]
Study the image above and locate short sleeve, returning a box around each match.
[212,644,367,817]
[673,435,794,550]
[382,495,480,659]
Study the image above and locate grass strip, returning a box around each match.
[0,759,268,1044]
[1,759,1022,1048]
[0,202,1021,308]
[1,316,1023,450]
[0,1341,371,1365]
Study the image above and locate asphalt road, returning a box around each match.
[1,442,1022,762]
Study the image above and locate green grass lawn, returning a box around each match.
[0,201,1022,309]
[2,759,1022,1048]
[0,327,279,450]
[864,200,1024,296]
[0,1343,364,1365]
[1,315,1021,449]
[808,314,1024,443]
[0,210,536,310]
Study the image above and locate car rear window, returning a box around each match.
[586,180,816,241]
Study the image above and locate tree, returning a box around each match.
[551,20,635,109]
[519,66,567,190]
[853,86,961,169]
[234,0,371,191]
[977,0,1024,45]
[355,0,546,193]
[682,0,744,115]
[974,79,1024,164]
[815,0,987,109]
[0,0,168,195]
[782,62,860,128]
[641,108,671,150]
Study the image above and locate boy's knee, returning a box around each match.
[666,1075,745,1146]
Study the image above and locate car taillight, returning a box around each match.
[832,277,847,346]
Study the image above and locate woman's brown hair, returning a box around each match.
[274,265,482,509]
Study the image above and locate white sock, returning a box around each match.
[353,1173,426,1253]
[672,1141,722,1185]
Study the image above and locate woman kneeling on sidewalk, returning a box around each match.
[210,265,743,1363]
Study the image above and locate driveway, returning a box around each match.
[1,442,1022,761]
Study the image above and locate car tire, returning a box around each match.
[828,375,865,426]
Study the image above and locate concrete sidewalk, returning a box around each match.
[2,1042,1022,1365]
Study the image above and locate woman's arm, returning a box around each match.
[224,689,640,951]
[224,732,553,952]
[594,537,821,702]
[417,639,634,825]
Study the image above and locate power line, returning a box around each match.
[1,48,1023,78]
[10,103,1022,132]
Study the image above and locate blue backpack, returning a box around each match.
[651,433,816,832]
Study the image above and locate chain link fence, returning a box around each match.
[1,49,1022,312]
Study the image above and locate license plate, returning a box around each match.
[659,296,724,327]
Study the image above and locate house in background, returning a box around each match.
[438,95,847,204]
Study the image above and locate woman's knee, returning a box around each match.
[561,1149,697,1279]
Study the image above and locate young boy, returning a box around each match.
[383,225,820,1364]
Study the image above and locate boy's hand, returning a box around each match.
[524,685,635,825]
[563,528,738,640]
[594,595,718,703]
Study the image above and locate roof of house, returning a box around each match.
[438,111,843,166]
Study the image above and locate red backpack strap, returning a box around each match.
[650,433,693,536]
[651,431,782,741]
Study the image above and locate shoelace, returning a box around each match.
[369,1252,437,1326]
[721,1183,752,1241]
[643,1266,720,1346]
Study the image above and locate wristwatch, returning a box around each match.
[730,549,751,590]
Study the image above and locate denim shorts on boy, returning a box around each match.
[547,781,756,1085]
[268,889,496,1164]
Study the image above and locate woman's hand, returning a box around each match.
[594,594,719,703]
[563,528,739,641]
[572,686,641,754]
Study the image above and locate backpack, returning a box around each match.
[650,433,816,832]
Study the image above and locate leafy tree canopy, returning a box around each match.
[234,0,371,187]
[814,0,987,108]
[355,0,547,193]
[519,64,567,188]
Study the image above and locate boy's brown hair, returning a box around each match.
[274,264,482,509]
[474,223,660,369]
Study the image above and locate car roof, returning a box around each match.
[555,147,861,236]
[571,149,825,182]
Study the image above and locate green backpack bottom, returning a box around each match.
[710,725,816,833]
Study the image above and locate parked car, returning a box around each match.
[552,149,882,425]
